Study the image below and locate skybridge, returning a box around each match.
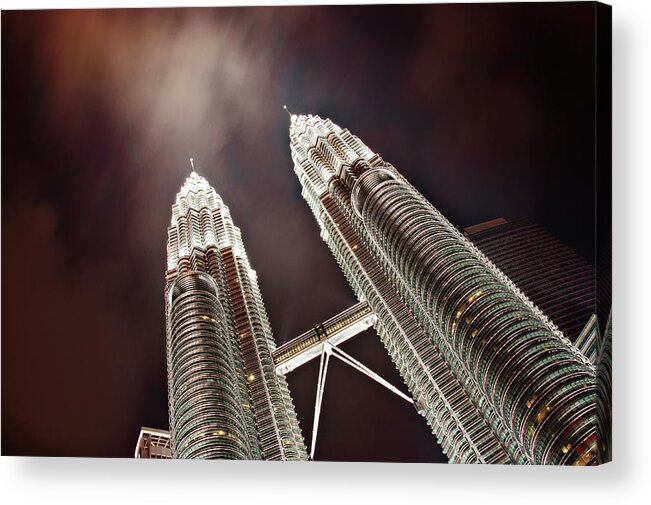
[272,301,414,460]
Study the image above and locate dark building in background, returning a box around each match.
[463,218,596,343]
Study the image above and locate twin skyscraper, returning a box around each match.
[155,114,610,465]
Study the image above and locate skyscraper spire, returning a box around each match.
[283,105,297,124]
[189,157,195,173]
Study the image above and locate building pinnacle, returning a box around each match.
[283,105,297,123]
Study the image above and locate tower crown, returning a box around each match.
[176,171,212,201]
[170,171,222,227]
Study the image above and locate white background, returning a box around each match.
[1,0,649,503]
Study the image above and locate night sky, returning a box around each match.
[2,4,598,461]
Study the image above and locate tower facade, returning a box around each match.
[165,171,307,460]
[288,114,602,465]
[463,218,596,343]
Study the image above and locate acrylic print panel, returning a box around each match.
[1,2,611,464]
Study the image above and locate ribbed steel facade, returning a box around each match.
[288,113,604,464]
[165,172,307,460]
[464,218,596,343]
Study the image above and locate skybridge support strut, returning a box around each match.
[308,341,413,459]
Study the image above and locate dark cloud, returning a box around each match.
[2,197,149,456]
[2,4,597,461]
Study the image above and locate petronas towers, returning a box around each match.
[165,171,307,460]
[160,113,610,465]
